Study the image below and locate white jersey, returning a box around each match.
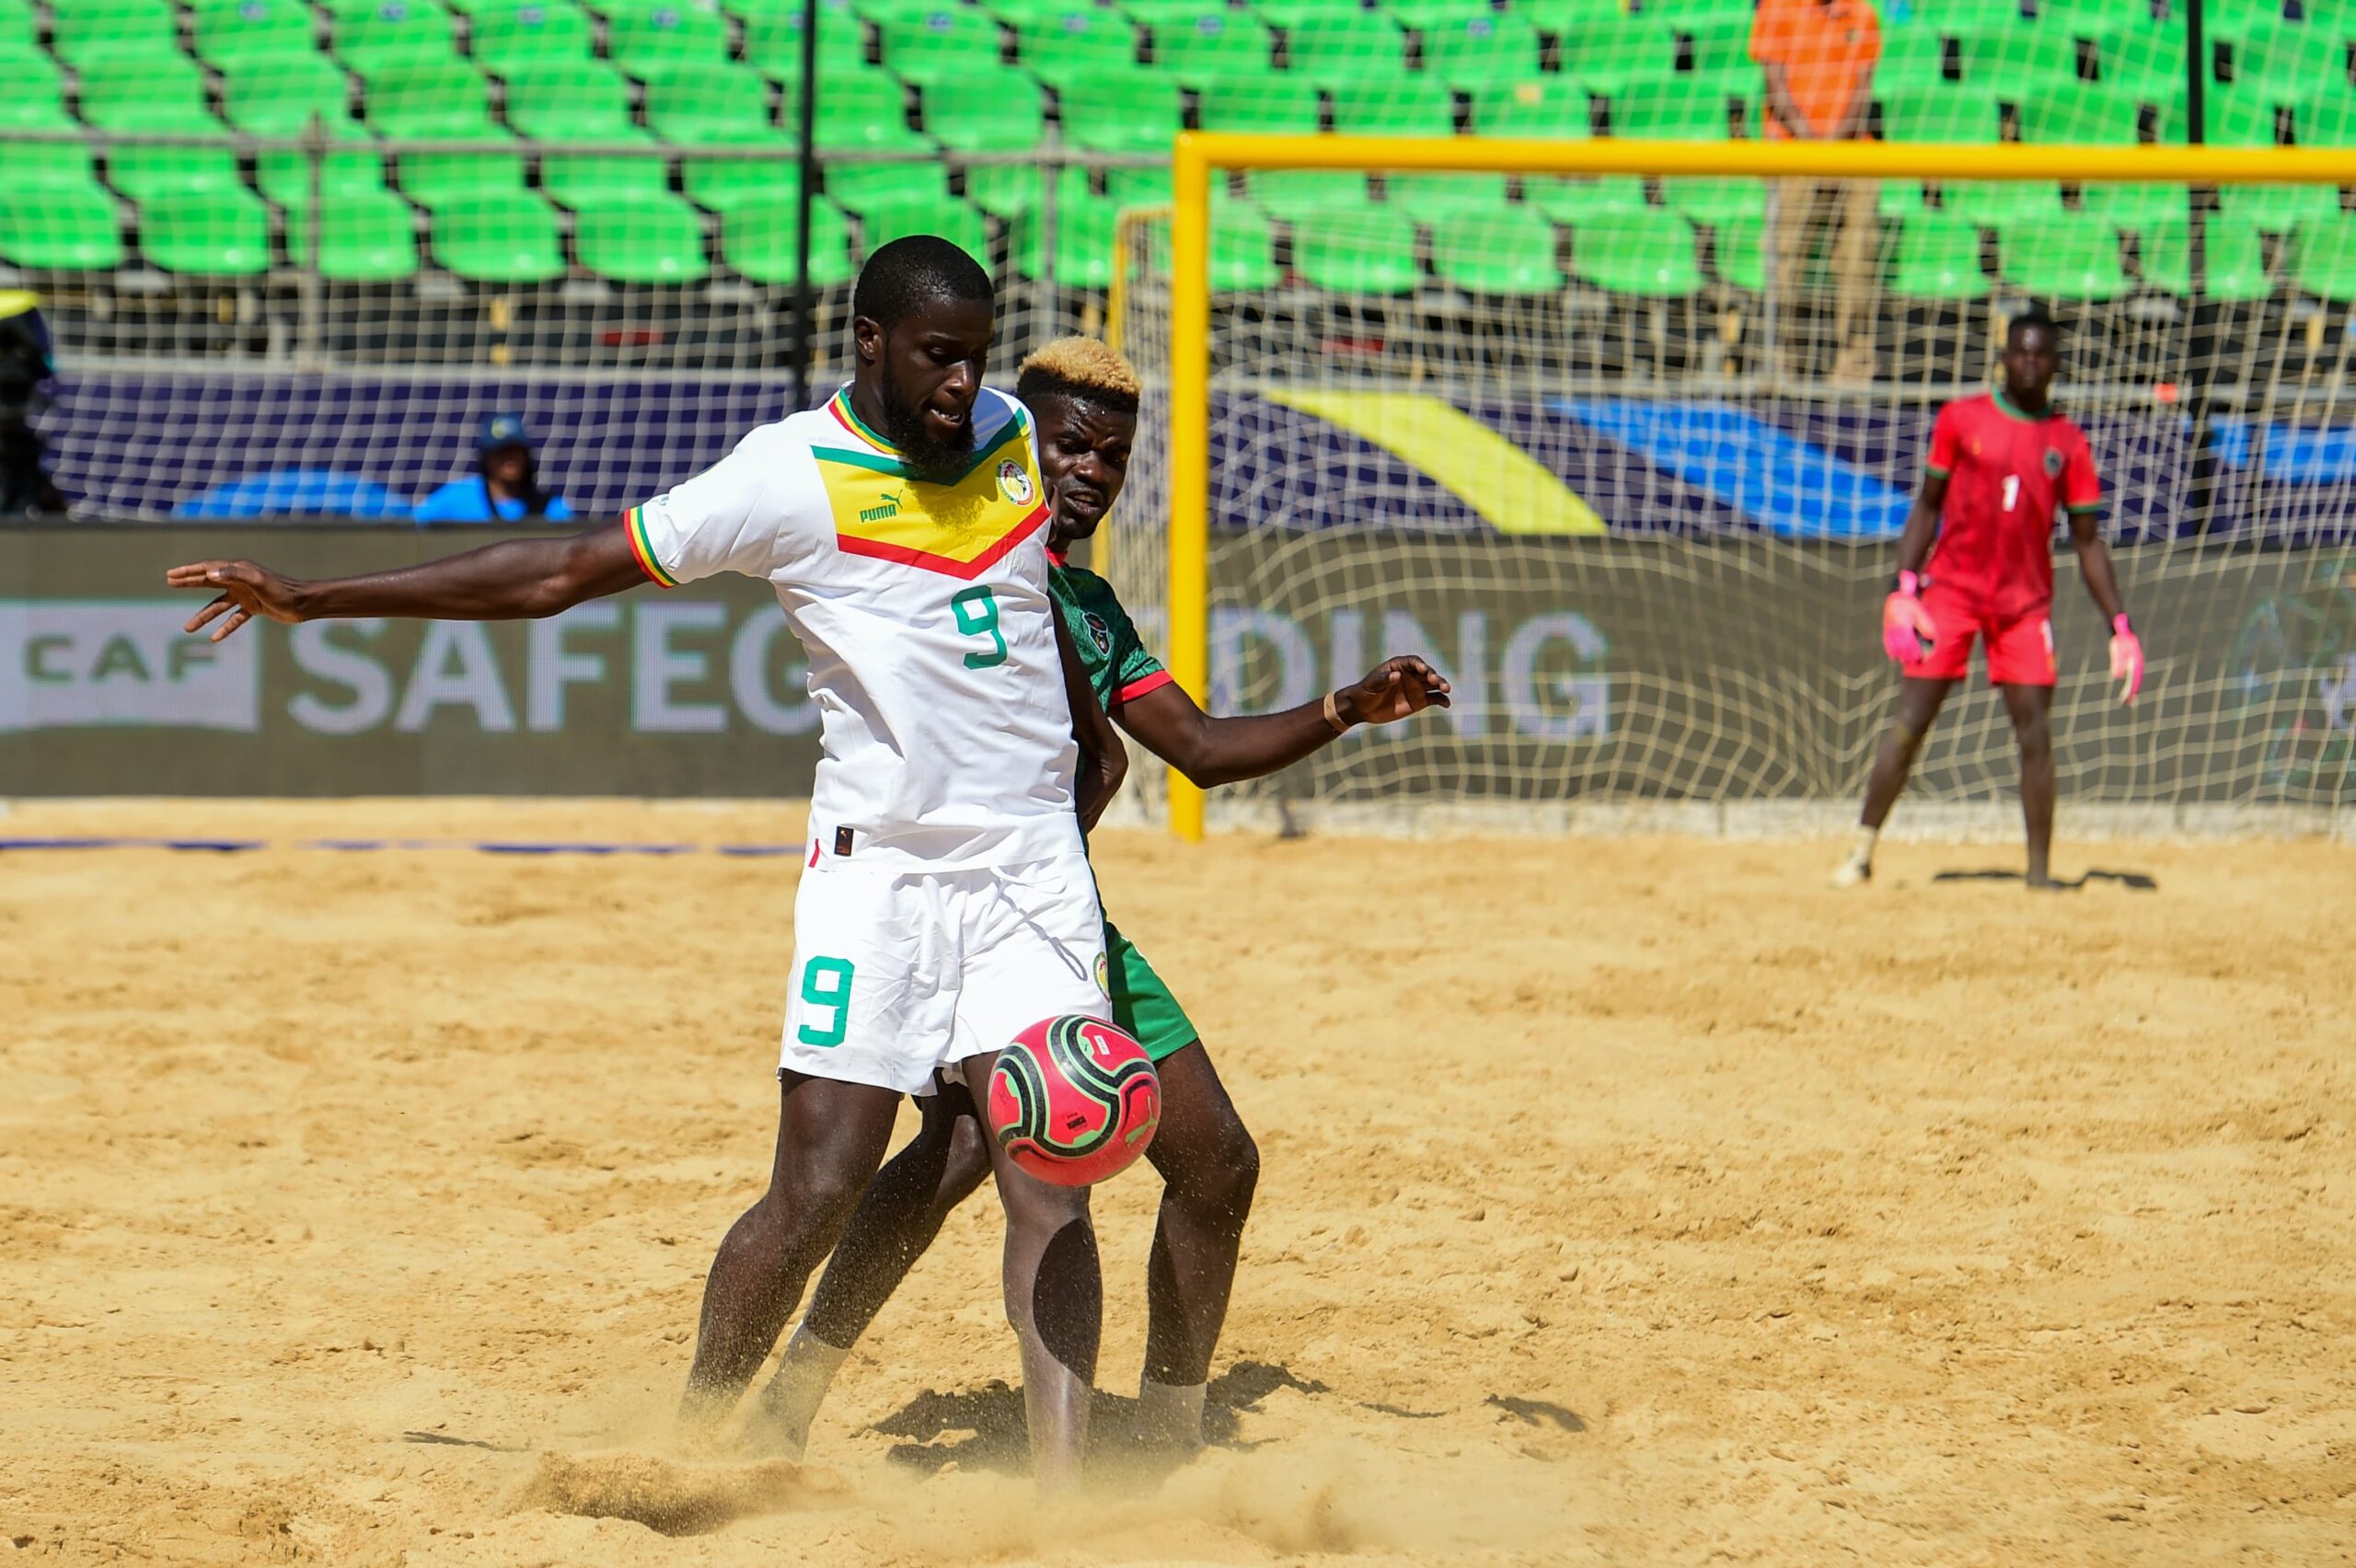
[625,385,1083,871]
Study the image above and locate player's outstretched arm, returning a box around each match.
[2069,511,2142,704]
[1118,655,1450,790]
[167,520,649,642]
[1054,608,1126,830]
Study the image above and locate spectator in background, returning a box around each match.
[0,290,65,516]
[414,412,573,524]
[1752,0,1882,386]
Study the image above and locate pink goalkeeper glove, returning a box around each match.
[1881,571,1935,663]
[2109,614,2143,705]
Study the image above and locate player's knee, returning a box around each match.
[2015,714,2052,760]
[939,1113,995,1205]
[1000,1172,1091,1236]
[1170,1122,1259,1227]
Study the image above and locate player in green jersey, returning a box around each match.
[745,337,1449,1460]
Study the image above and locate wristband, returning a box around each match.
[2113,613,2133,636]
[1322,689,1350,734]
[1895,569,1921,595]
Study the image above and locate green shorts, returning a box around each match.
[1100,917,1199,1063]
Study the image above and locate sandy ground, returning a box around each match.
[2,799,2352,1566]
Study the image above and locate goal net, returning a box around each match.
[1108,135,2356,836]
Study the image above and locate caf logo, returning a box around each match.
[998,459,1034,505]
[2043,447,2065,478]
[1093,951,1111,993]
[1083,610,1113,656]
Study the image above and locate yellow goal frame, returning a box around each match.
[1159,132,2356,841]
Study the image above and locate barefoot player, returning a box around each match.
[1833,308,2144,890]
[167,239,1131,1491]
[745,337,1451,1459]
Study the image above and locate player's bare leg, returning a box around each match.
[1137,1042,1258,1452]
[677,1070,903,1436]
[1835,675,1958,885]
[2002,682,2058,889]
[745,1084,994,1457]
[956,1051,1102,1493]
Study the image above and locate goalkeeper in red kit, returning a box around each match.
[1833,309,2144,891]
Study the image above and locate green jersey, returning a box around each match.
[1050,557,1172,715]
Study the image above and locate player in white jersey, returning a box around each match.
[165,237,1130,1488]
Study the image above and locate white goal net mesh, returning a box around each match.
[1107,169,2356,823]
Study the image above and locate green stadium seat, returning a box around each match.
[79,63,248,205]
[2220,180,2344,234]
[1556,14,1676,96]
[364,55,494,133]
[1470,77,1592,139]
[2076,181,2184,236]
[1662,176,1765,228]
[823,161,946,210]
[284,189,421,279]
[963,163,1053,219]
[1421,11,1541,89]
[1525,173,1646,224]
[0,94,71,135]
[225,55,358,136]
[740,2,871,72]
[1889,211,1988,301]
[645,60,775,141]
[1432,204,1561,294]
[1206,202,1276,290]
[0,52,65,117]
[1013,9,1138,88]
[2020,85,2143,146]
[1149,11,1276,87]
[0,136,102,196]
[51,0,184,65]
[1878,81,2000,144]
[0,188,124,269]
[2293,212,2356,300]
[542,156,674,213]
[1103,163,1169,206]
[573,191,710,282]
[2084,20,2189,95]
[923,67,1047,149]
[1712,212,1764,291]
[1057,69,1183,154]
[986,0,1099,21]
[777,66,926,150]
[606,0,733,75]
[255,122,391,210]
[398,146,528,207]
[2223,15,2340,91]
[1290,204,1414,293]
[469,0,596,72]
[332,0,460,75]
[1570,207,1700,295]
[2302,88,2356,146]
[2000,213,2127,299]
[1873,23,1950,92]
[138,188,271,274]
[1199,75,1322,133]
[191,0,320,68]
[2154,82,2286,146]
[1940,179,2061,227]
[1120,0,1230,25]
[1383,0,1490,29]
[1677,12,1755,77]
[2139,215,2270,301]
[1385,171,1509,224]
[0,0,33,41]
[857,191,989,260]
[503,59,638,138]
[1286,11,1410,83]
[0,187,122,268]
[1950,19,2076,90]
[877,4,1006,86]
[1251,0,1362,28]
[653,75,788,207]
[722,194,856,283]
[433,193,565,280]
[1013,190,1120,286]
[1329,77,1455,136]
[1244,168,1369,224]
[1606,75,1739,139]
[1877,179,1930,220]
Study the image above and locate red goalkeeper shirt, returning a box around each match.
[1923,391,2102,621]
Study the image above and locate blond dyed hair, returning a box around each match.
[1015,336,1141,414]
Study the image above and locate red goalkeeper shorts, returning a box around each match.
[1901,585,2057,687]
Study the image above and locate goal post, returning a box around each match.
[1123,133,2356,841]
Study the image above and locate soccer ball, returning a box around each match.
[987,1015,1161,1187]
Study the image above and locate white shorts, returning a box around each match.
[779,849,1111,1094]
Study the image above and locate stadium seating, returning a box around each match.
[1291,207,1420,294]
[1434,204,1561,294]
[1888,212,1989,302]
[722,195,857,285]
[284,190,422,280]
